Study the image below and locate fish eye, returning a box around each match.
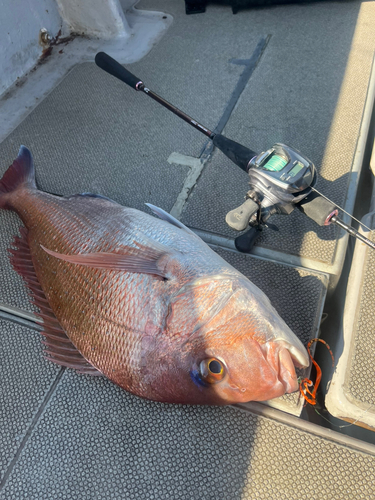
[199,358,225,384]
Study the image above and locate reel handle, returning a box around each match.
[95,52,143,90]
[226,198,259,231]
[234,226,262,253]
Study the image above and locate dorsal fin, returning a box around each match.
[145,203,199,238]
[9,227,102,376]
[66,193,118,203]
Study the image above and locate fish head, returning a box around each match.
[161,276,309,405]
[188,337,308,405]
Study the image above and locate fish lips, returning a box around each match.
[267,321,309,369]
[259,339,307,395]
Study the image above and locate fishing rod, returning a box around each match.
[95,52,375,253]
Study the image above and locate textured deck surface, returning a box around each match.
[1,0,375,498]
[1,321,375,500]
[0,321,59,481]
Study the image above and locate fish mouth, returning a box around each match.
[261,340,309,394]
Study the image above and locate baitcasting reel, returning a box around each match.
[224,143,318,251]
[95,52,375,253]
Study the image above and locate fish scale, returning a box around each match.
[0,146,310,405]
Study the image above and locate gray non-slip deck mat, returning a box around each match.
[0,214,38,313]
[0,320,59,483]
[180,1,375,270]
[0,2,374,499]
[0,364,374,500]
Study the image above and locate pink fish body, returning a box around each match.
[0,147,308,405]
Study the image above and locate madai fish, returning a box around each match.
[0,146,309,405]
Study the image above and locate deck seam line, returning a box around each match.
[0,308,42,330]
[0,368,65,492]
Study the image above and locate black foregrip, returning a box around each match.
[212,134,257,172]
[296,191,338,226]
[95,52,142,90]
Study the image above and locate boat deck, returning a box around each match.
[1,1,375,498]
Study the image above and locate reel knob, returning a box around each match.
[225,198,259,231]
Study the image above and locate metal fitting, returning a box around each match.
[39,28,52,46]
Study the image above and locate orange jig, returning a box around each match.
[299,338,334,406]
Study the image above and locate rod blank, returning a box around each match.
[331,216,375,251]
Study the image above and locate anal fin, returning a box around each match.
[9,227,102,376]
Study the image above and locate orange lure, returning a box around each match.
[299,338,334,406]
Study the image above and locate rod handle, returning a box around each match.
[212,134,257,172]
[95,52,143,90]
[296,191,338,226]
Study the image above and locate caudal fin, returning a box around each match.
[0,146,36,209]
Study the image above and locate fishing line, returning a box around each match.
[313,404,374,430]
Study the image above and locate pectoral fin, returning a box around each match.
[41,239,174,279]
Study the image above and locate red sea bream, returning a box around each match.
[0,146,309,405]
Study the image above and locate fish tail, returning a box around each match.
[0,146,36,209]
